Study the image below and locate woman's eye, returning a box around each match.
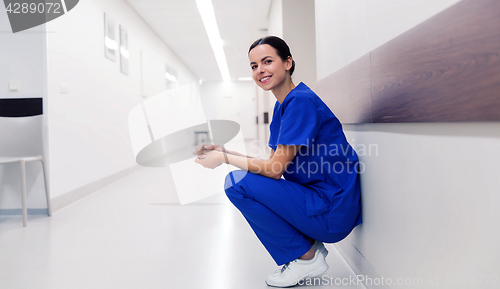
[251,65,257,70]
[265,60,272,64]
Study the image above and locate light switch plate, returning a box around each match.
[8,80,20,91]
[60,82,69,94]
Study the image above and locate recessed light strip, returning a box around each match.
[195,0,231,82]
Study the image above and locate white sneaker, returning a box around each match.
[265,249,329,287]
[312,240,329,258]
[272,241,328,274]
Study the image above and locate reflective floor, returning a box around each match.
[0,165,363,289]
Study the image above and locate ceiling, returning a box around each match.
[124,0,272,82]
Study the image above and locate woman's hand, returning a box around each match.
[195,150,224,169]
[192,144,226,155]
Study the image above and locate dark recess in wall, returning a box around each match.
[0,98,43,117]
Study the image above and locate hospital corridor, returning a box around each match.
[0,151,365,289]
[1,0,500,288]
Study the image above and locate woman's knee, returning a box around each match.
[224,170,247,189]
[224,170,249,199]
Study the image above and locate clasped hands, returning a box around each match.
[193,144,228,169]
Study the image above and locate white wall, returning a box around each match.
[259,0,283,147]
[200,81,257,141]
[255,85,272,150]
[45,0,198,199]
[315,0,500,287]
[0,6,48,210]
[0,24,46,98]
[267,0,283,38]
[283,0,316,89]
[344,124,500,288]
[262,0,318,149]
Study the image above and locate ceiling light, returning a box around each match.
[120,47,130,59]
[105,36,117,50]
[165,72,177,82]
[195,0,231,82]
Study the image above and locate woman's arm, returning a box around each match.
[195,145,299,180]
[225,148,253,158]
[193,144,253,158]
[227,145,298,179]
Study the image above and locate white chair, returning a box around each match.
[0,115,52,226]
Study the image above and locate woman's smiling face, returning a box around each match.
[249,44,292,91]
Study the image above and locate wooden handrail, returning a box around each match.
[316,0,500,123]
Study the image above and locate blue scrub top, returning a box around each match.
[268,82,362,233]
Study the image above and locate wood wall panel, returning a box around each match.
[371,0,500,122]
[316,0,500,123]
[315,53,372,124]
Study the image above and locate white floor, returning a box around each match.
[0,164,364,289]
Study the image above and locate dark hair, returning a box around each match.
[248,36,295,76]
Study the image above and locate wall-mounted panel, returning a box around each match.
[316,53,372,123]
[316,0,500,123]
[371,0,500,122]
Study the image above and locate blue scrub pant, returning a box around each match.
[224,170,351,266]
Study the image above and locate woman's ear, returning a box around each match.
[285,56,293,71]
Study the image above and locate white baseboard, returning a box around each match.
[51,165,144,213]
[0,209,49,215]
[333,238,392,289]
